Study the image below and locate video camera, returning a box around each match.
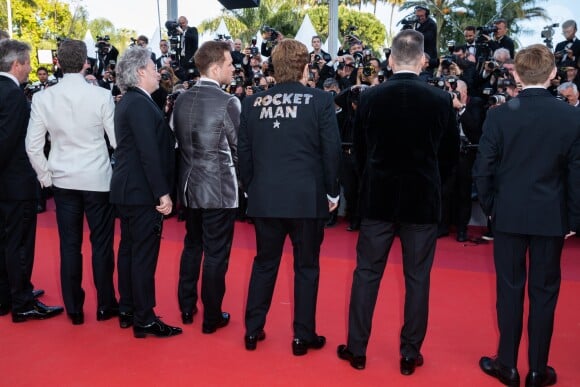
[475,25,497,45]
[541,23,559,49]
[95,35,111,55]
[215,34,231,42]
[398,14,419,30]
[165,20,181,37]
[262,26,280,49]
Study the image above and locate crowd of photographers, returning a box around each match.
[14,7,580,241]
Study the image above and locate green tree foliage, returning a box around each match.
[308,5,386,53]
[198,1,386,54]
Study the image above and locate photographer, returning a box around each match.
[231,38,245,66]
[557,82,580,107]
[177,16,198,69]
[94,35,118,80]
[405,5,438,70]
[475,48,511,98]
[260,26,283,57]
[554,20,580,68]
[449,79,486,242]
[98,67,121,98]
[310,35,332,66]
[136,35,156,62]
[484,19,515,59]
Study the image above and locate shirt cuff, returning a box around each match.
[327,194,339,204]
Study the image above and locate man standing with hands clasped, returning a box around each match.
[474,44,580,387]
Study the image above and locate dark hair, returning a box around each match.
[194,41,231,75]
[37,66,49,74]
[414,5,430,16]
[391,30,424,66]
[57,39,87,74]
[464,26,476,33]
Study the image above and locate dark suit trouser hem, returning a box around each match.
[347,219,436,358]
[245,218,324,340]
[177,208,236,324]
[53,187,116,314]
[493,230,563,370]
[0,200,36,311]
[116,205,163,326]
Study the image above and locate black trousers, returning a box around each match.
[493,230,563,371]
[339,150,359,221]
[177,208,236,325]
[52,187,116,314]
[453,150,477,231]
[245,218,325,340]
[346,219,437,358]
[0,200,36,312]
[116,205,164,326]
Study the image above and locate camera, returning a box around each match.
[399,14,419,30]
[95,35,111,54]
[489,93,507,106]
[165,20,180,36]
[312,54,321,63]
[542,23,560,49]
[496,77,516,88]
[441,55,457,68]
[160,73,170,81]
[216,34,231,41]
[377,70,385,83]
[383,47,391,59]
[262,25,279,46]
[250,46,259,57]
[477,25,498,36]
[352,51,364,68]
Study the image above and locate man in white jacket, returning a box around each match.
[26,39,118,326]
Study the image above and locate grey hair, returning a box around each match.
[0,39,30,72]
[562,20,577,30]
[116,46,152,93]
[558,81,578,94]
[493,47,511,62]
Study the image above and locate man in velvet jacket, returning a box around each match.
[337,30,458,373]
[239,39,341,355]
[475,44,580,387]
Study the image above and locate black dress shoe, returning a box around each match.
[181,308,198,325]
[456,230,468,242]
[133,318,183,338]
[244,330,266,350]
[202,312,230,334]
[346,221,360,232]
[400,354,424,375]
[292,335,326,356]
[32,289,45,298]
[68,312,84,325]
[479,356,520,387]
[337,344,366,370]
[525,366,557,387]
[12,301,64,323]
[119,312,134,329]
[97,306,119,321]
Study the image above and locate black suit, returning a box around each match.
[489,35,515,59]
[0,75,38,313]
[110,87,175,326]
[345,73,458,359]
[416,18,438,68]
[239,81,341,340]
[554,38,580,67]
[181,26,198,68]
[473,88,580,372]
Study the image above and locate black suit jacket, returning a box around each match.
[354,73,459,224]
[554,38,580,67]
[489,35,515,59]
[182,26,198,67]
[473,88,580,235]
[110,87,175,205]
[459,96,486,144]
[0,75,38,201]
[239,82,341,219]
[416,18,437,60]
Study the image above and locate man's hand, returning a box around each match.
[156,194,173,215]
[328,200,338,212]
[565,231,576,239]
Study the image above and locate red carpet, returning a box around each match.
[2,203,580,386]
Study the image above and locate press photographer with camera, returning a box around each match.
[94,35,118,81]
[260,25,283,57]
[177,16,198,69]
[156,39,171,70]
[557,81,580,107]
[554,20,580,68]
[482,19,515,59]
